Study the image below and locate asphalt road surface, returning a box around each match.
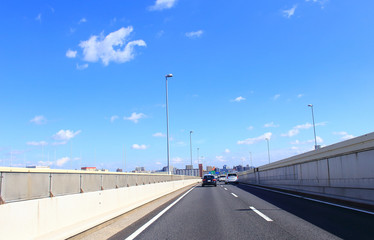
[110,182,374,240]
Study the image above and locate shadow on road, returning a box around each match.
[235,183,374,240]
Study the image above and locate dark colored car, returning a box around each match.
[202,175,217,187]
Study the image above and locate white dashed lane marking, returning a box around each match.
[250,206,273,222]
[231,193,238,198]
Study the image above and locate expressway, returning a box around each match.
[106,182,374,240]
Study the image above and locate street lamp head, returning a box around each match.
[308,104,313,107]
[190,130,193,134]
[165,74,173,78]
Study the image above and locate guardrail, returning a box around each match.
[0,168,197,204]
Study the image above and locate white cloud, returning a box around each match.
[283,5,297,18]
[155,161,162,165]
[237,132,272,145]
[153,132,166,137]
[78,18,87,24]
[283,128,300,137]
[291,140,300,145]
[306,0,329,8]
[342,135,354,140]
[172,157,183,163]
[149,0,177,11]
[66,49,77,58]
[282,123,312,137]
[131,144,148,150]
[27,141,48,146]
[53,130,81,141]
[35,13,42,22]
[76,63,88,70]
[297,94,304,98]
[273,94,281,100]
[124,112,146,123]
[291,137,323,145]
[79,27,146,66]
[52,141,67,146]
[156,30,165,38]
[30,115,47,125]
[216,156,225,162]
[38,161,53,166]
[333,131,354,140]
[233,96,246,102]
[264,122,279,128]
[110,115,119,123]
[185,30,204,39]
[282,122,326,137]
[247,126,254,130]
[224,149,230,153]
[56,157,70,167]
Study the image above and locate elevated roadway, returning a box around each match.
[82,182,374,240]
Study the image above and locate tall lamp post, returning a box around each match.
[189,131,193,167]
[249,151,252,168]
[308,104,318,150]
[266,138,270,164]
[197,147,200,165]
[165,74,173,174]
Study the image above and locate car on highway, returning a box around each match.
[225,173,239,184]
[202,175,217,187]
[218,175,226,182]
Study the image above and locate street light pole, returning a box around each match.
[197,147,200,165]
[249,151,252,168]
[189,130,193,167]
[266,138,270,164]
[165,74,173,175]
[308,104,318,150]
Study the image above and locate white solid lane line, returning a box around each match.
[124,187,195,240]
[224,188,228,190]
[250,206,273,222]
[231,193,238,198]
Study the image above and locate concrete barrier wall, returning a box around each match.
[239,132,374,205]
[0,169,196,203]
[0,178,200,240]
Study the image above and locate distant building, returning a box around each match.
[206,166,214,172]
[116,168,123,172]
[185,165,193,170]
[26,165,50,169]
[176,168,199,176]
[135,167,145,172]
[161,166,176,174]
[81,167,96,171]
[243,165,252,171]
[199,164,203,177]
[234,165,244,172]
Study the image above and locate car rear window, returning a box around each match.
[228,174,237,177]
[204,175,214,179]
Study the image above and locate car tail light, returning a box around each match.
[213,179,216,181]
[203,179,206,181]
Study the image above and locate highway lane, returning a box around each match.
[110,181,374,240]
[235,183,374,239]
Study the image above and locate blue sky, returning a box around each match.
[1,0,374,171]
